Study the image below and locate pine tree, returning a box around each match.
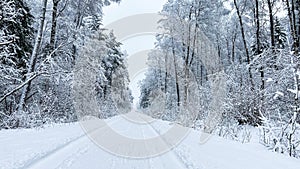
[274,17,287,49]
[0,0,33,73]
[0,0,34,128]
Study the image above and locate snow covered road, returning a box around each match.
[1,113,300,169]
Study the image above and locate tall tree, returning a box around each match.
[17,0,48,124]
[267,0,275,48]
[0,0,34,127]
[49,0,61,50]
[234,0,250,63]
[274,17,287,49]
[0,0,33,73]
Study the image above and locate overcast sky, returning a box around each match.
[103,0,168,106]
[103,0,167,54]
[103,0,167,26]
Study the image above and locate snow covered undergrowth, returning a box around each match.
[1,114,300,169]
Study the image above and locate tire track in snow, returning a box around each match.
[144,117,202,169]
[140,124,159,169]
[18,133,87,169]
[109,113,200,169]
[107,120,164,169]
[107,124,154,169]
[55,144,90,169]
[19,118,119,169]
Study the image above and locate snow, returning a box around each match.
[266,78,273,83]
[287,88,300,97]
[1,114,300,169]
[296,70,300,77]
[274,91,284,99]
[275,91,284,96]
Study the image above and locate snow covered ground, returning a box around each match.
[1,113,300,169]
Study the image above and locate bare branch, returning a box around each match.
[57,0,69,17]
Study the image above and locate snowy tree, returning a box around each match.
[0,0,126,128]
[0,0,34,128]
[140,0,225,126]
[75,30,132,119]
[274,17,287,49]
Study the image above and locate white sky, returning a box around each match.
[103,0,168,105]
[103,0,167,54]
[103,0,167,26]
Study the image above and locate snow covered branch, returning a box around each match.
[0,40,13,46]
[0,72,44,103]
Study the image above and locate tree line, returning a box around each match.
[139,0,300,158]
[0,0,132,128]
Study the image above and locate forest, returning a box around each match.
[0,0,132,129]
[139,0,300,158]
[0,0,300,160]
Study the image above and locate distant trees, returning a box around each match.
[74,30,132,119]
[97,32,132,117]
[285,0,300,53]
[139,0,225,125]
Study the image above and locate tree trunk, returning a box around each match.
[50,0,60,50]
[235,0,254,91]
[291,0,299,53]
[296,1,300,54]
[254,0,264,91]
[232,32,237,63]
[17,0,48,118]
[234,0,250,63]
[172,37,181,110]
[183,8,193,105]
[164,52,169,94]
[255,0,261,54]
[286,0,295,41]
[267,0,275,48]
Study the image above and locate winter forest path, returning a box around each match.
[1,112,300,169]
